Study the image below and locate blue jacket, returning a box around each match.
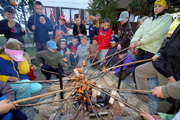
[89,25,99,40]
[27,13,53,43]
[52,24,69,40]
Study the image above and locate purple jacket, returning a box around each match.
[114,53,135,74]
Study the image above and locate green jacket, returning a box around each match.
[131,14,173,54]
[36,50,65,69]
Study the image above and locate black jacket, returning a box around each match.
[73,23,87,36]
[0,19,25,44]
[119,21,132,47]
[105,45,118,67]
[153,24,180,80]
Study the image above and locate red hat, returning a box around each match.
[92,35,98,41]
[59,16,66,21]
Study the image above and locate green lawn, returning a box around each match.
[26,47,36,57]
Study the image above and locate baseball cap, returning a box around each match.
[80,35,88,40]
[46,40,58,49]
[59,16,66,21]
[118,11,129,22]
[110,35,118,43]
[92,35,98,41]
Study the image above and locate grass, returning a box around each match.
[26,47,36,57]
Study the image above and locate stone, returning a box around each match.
[34,104,54,118]
[52,94,60,106]
[34,114,48,120]
[127,97,139,107]
[120,82,127,89]
[47,85,60,92]
[130,83,136,88]
[103,75,114,87]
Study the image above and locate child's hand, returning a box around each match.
[117,44,121,50]
[8,20,15,28]
[109,71,115,75]
[31,65,37,70]
[86,52,89,55]
[8,77,19,82]
[140,111,154,120]
[78,34,82,37]
[65,51,71,55]
[63,57,68,62]
[0,99,14,114]
[40,16,46,24]
[152,55,160,61]
[32,25,36,31]
[74,55,77,59]
[21,29,25,32]
[39,63,43,67]
[64,63,68,67]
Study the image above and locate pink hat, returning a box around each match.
[59,16,66,21]
[4,48,24,62]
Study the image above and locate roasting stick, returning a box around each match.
[104,49,119,68]
[97,87,152,93]
[107,59,153,71]
[85,47,131,69]
[12,86,81,104]
[90,84,142,113]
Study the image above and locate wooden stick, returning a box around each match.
[107,59,152,71]
[90,84,142,113]
[33,0,36,46]
[9,78,75,84]
[85,46,131,68]
[36,68,68,77]
[98,87,152,93]
[18,99,68,107]
[71,101,85,120]
[12,86,81,104]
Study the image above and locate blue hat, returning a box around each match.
[110,34,118,43]
[46,40,58,49]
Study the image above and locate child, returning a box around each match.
[67,36,80,66]
[98,18,112,62]
[27,1,53,52]
[77,35,90,66]
[89,19,99,44]
[99,20,104,29]
[89,36,99,63]
[73,14,87,42]
[0,6,25,44]
[130,0,172,61]
[53,16,69,43]
[90,13,101,29]
[104,34,119,67]
[36,40,67,80]
[57,38,71,73]
[109,48,134,80]
[0,40,42,100]
[0,81,27,119]
[117,11,132,50]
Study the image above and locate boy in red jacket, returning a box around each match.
[98,18,112,63]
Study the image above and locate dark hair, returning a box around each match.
[35,1,43,6]
[118,47,127,54]
[4,6,15,14]
[100,20,104,24]
[72,36,78,40]
[74,14,80,19]
[103,18,110,23]
[93,19,97,25]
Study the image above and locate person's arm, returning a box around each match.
[58,53,65,66]
[73,25,78,36]
[18,57,30,74]
[62,26,69,37]
[98,29,111,51]
[0,81,15,101]
[0,99,14,115]
[35,51,45,65]
[27,15,34,32]
[140,15,172,45]
[0,20,11,34]
[81,24,87,35]
[44,17,53,32]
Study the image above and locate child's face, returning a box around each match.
[119,53,126,59]
[4,12,15,20]
[120,18,128,25]
[110,43,117,47]
[96,16,100,21]
[74,18,81,25]
[47,47,57,52]
[72,39,78,46]
[35,5,43,15]
[59,19,65,25]
[81,39,88,46]
[60,41,66,49]
[103,22,110,30]
[92,40,98,45]
[154,4,165,15]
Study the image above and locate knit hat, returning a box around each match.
[155,0,170,9]
[80,35,88,40]
[118,11,129,22]
[92,35,98,41]
[46,40,58,49]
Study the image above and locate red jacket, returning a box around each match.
[98,28,112,51]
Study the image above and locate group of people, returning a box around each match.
[0,0,180,119]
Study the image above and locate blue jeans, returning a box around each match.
[41,65,64,80]
[36,42,47,52]
[70,53,79,65]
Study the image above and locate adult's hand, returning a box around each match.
[152,86,166,98]
[152,55,160,61]
[117,44,121,50]
[32,25,36,31]
[168,76,176,83]
[130,42,136,48]
[0,99,14,115]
